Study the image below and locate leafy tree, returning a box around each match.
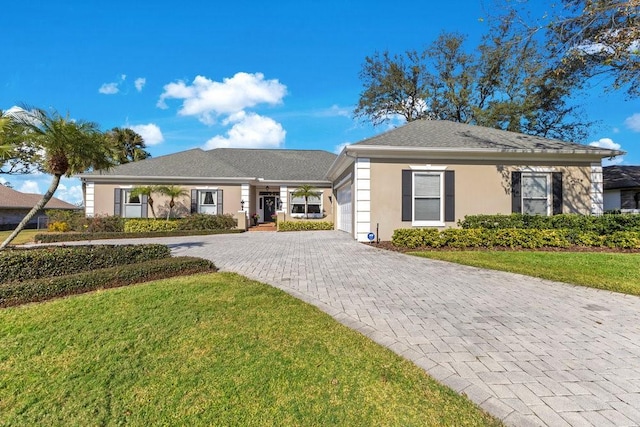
[0,107,115,249]
[156,185,188,220]
[491,0,640,97]
[131,185,158,219]
[105,127,151,164]
[291,185,321,219]
[0,109,38,175]
[355,22,590,142]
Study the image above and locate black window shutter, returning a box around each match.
[444,170,455,222]
[141,195,148,218]
[191,189,198,214]
[114,189,121,216]
[552,172,563,215]
[217,190,223,214]
[402,170,412,221]
[511,172,522,213]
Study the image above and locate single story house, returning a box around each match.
[79,120,622,242]
[0,185,80,230]
[603,165,640,212]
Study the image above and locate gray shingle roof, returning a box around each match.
[0,185,78,210]
[352,119,622,154]
[604,165,640,190]
[83,148,337,182]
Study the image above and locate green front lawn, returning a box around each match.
[0,272,501,426]
[0,229,40,245]
[412,251,640,296]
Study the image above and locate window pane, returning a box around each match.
[125,191,140,204]
[308,204,321,214]
[414,198,440,221]
[522,175,547,198]
[199,205,217,214]
[291,194,320,204]
[292,204,305,214]
[124,205,142,218]
[523,199,547,215]
[415,174,440,197]
[200,191,215,205]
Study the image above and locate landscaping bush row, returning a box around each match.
[459,213,640,235]
[278,221,334,231]
[0,256,217,308]
[0,244,171,284]
[392,228,640,249]
[34,228,244,243]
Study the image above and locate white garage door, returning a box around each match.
[337,184,352,234]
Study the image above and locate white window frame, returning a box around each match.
[412,171,445,227]
[197,189,218,214]
[521,172,551,216]
[122,189,142,218]
[289,190,323,219]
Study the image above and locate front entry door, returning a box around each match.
[263,196,276,222]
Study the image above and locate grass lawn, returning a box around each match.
[0,229,40,245]
[412,251,640,296]
[0,272,501,426]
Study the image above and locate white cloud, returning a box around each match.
[317,105,351,118]
[98,75,127,95]
[157,72,287,125]
[624,113,640,132]
[19,180,40,194]
[203,112,285,149]
[98,82,120,95]
[134,77,146,92]
[55,180,83,205]
[127,123,164,146]
[589,138,624,166]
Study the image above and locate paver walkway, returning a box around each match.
[112,231,640,426]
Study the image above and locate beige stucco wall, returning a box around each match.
[92,183,242,218]
[368,159,594,241]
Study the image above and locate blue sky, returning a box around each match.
[2,0,638,204]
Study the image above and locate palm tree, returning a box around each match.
[157,185,188,220]
[0,106,115,249]
[105,127,151,164]
[130,185,158,219]
[291,184,321,219]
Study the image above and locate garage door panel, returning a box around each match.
[337,185,352,234]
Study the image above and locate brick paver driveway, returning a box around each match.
[163,230,640,426]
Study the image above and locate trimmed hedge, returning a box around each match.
[177,213,237,230]
[124,219,180,233]
[459,213,640,235]
[0,257,216,308]
[0,244,171,284]
[34,229,244,243]
[392,228,640,249]
[278,221,334,231]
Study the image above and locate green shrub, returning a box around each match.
[0,244,171,284]
[85,215,125,232]
[0,257,216,308]
[278,221,333,231]
[46,209,86,231]
[124,218,180,233]
[391,228,442,248]
[440,228,488,248]
[459,213,640,235]
[34,229,244,243]
[177,213,237,230]
[602,232,640,249]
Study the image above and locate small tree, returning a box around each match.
[130,185,158,219]
[0,106,115,249]
[156,185,188,220]
[291,185,321,219]
[105,127,151,164]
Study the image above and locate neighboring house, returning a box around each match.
[603,165,640,212]
[79,120,622,242]
[0,185,79,230]
[326,120,622,241]
[79,148,337,224]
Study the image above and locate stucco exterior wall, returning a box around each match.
[368,159,595,241]
[91,183,242,218]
